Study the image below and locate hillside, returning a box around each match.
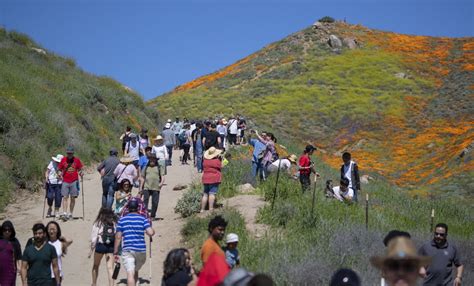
[150,21,474,198]
[0,28,158,208]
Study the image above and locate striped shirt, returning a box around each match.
[117,213,150,252]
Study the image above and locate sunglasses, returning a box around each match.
[434,232,446,237]
[384,259,418,272]
[3,228,12,232]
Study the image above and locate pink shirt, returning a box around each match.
[202,158,222,184]
[113,163,137,183]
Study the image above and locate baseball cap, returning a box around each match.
[109,147,118,155]
[330,268,361,286]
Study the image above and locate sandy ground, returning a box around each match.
[1,149,197,286]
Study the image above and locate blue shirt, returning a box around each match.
[225,248,240,268]
[117,213,150,252]
[138,155,148,172]
[249,139,266,163]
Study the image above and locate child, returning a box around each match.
[223,233,240,268]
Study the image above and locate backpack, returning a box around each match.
[101,223,115,246]
[178,130,187,143]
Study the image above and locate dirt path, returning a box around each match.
[1,150,197,286]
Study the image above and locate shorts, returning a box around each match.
[61,181,79,197]
[203,183,219,195]
[95,243,114,254]
[122,251,146,273]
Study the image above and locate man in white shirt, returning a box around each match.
[227,117,238,145]
[332,178,354,203]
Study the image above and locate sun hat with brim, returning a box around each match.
[370,237,431,269]
[288,154,297,163]
[52,154,64,163]
[120,155,134,163]
[154,135,163,141]
[204,147,223,160]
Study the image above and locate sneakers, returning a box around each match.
[55,213,60,219]
[46,208,52,217]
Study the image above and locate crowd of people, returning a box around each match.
[0,114,466,286]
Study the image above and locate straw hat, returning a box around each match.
[204,147,223,160]
[52,154,64,163]
[120,154,134,163]
[370,237,431,269]
[288,154,297,163]
[154,135,163,141]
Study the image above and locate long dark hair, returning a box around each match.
[94,207,117,228]
[163,248,189,278]
[1,220,17,240]
[46,221,70,255]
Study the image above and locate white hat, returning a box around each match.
[165,123,171,129]
[167,119,172,123]
[52,154,64,163]
[226,233,239,244]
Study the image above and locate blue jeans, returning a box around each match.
[101,176,115,209]
[251,161,265,180]
[47,183,62,208]
[196,154,203,172]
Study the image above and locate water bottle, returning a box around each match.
[112,262,121,280]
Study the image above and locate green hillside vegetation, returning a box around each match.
[0,28,158,209]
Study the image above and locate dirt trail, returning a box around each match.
[1,150,197,286]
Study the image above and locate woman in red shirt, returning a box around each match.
[298,145,317,193]
[200,147,223,212]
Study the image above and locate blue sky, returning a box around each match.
[1,0,473,100]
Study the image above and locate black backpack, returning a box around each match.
[101,223,115,246]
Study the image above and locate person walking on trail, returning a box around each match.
[138,128,150,152]
[371,236,431,286]
[248,130,267,182]
[44,154,64,218]
[124,134,140,168]
[21,223,60,286]
[201,215,227,264]
[203,123,221,151]
[0,221,22,285]
[120,126,133,154]
[329,178,354,203]
[162,122,176,166]
[46,221,72,285]
[162,248,197,286]
[115,179,133,215]
[90,208,117,286]
[192,122,204,173]
[139,154,164,221]
[200,147,223,213]
[298,145,318,193]
[418,223,464,286]
[152,135,168,175]
[179,124,192,165]
[114,199,155,286]
[217,119,228,150]
[227,116,238,146]
[97,148,120,209]
[58,146,83,220]
[139,147,153,172]
[113,155,138,190]
[340,152,361,202]
[266,154,297,176]
[171,117,184,150]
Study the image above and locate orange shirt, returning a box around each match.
[201,237,225,264]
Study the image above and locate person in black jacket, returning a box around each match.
[340,152,361,202]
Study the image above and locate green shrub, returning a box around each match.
[174,186,202,218]
[318,16,335,23]
[8,30,34,47]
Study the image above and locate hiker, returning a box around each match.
[341,152,361,202]
[179,124,192,165]
[203,123,221,151]
[329,178,354,203]
[223,233,240,269]
[21,223,60,286]
[201,215,227,264]
[217,119,228,150]
[46,221,72,285]
[124,133,140,167]
[152,135,168,175]
[237,115,247,145]
[248,130,267,181]
[370,236,430,286]
[114,199,155,286]
[58,146,83,220]
[200,147,223,213]
[266,154,297,176]
[192,122,204,173]
[90,208,117,286]
[114,179,132,215]
[120,126,132,154]
[298,145,318,193]
[162,248,197,286]
[138,128,150,152]
[138,146,153,173]
[380,230,412,286]
[171,117,183,150]
[97,148,120,209]
[418,223,464,286]
[44,154,64,218]
[113,154,138,190]
[190,120,196,133]
[140,154,164,221]
[0,221,22,285]
[162,122,176,166]
[227,116,238,145]
[329,268,360,286]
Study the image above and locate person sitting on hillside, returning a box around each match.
[341,152,361,202]
[266,154,297,176]
[330,178,354,203]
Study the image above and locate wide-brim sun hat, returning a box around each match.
[120,154,134,163]
[204,147,223,160]
[288,154,297,163]
[52,154,64,163]
[154,135,163,141]
[370,236,431,269]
